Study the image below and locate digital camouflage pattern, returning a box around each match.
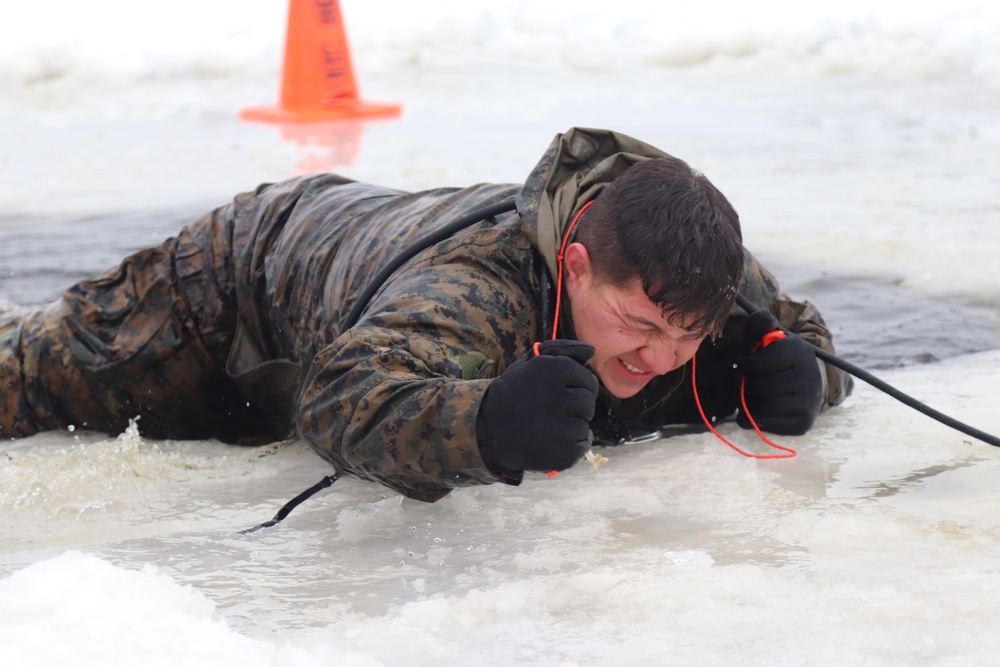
[0,128,851,501]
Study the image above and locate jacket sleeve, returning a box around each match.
[296,254,540,502]
[741,252,854,409]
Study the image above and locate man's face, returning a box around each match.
[564,243,707,399]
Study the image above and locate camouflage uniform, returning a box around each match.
[0,128,852,501]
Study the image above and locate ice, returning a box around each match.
[2,1,1000,665]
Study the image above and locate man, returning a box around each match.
[0,127,852,501]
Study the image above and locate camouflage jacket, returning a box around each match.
[216,128,851,501]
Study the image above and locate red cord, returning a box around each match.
[542,201,594,478]
[691,353,797,460]
[552,201,595,339]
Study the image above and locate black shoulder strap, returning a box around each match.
[242,197,520,533]
[341,198,518,330]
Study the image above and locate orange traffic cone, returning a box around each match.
[241,0,401,123]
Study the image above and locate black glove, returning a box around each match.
[735,310,824,435]
[477,339,599,475]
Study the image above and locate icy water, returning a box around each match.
[3,2,1000,665]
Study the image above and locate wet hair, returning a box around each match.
[575,156,744,337]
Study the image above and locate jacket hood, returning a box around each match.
[515,127,671,281]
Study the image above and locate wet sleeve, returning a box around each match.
[296,259,539,502]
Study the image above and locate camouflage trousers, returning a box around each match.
[0,222,278,444]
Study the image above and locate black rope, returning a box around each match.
[734,293,1000,447]
[239,474,340,534]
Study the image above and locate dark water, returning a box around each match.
[0,209,205,307]
[772,264,1000,370]
[3,210,1000,372]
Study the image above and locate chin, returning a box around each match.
[603,380,644,400]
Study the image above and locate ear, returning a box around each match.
[563,242,592,297]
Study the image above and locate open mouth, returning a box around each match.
[619,358,650,377]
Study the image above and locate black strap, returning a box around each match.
[242,197,520,534]
[239,474,340,534]
[341,198,518,330]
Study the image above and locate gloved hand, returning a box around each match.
[735,310,824,435]
[477,339,599,475]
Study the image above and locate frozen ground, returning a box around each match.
[2,2,1000,665]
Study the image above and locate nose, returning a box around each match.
[636,341,678,376]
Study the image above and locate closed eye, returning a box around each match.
[626,314,703,344]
